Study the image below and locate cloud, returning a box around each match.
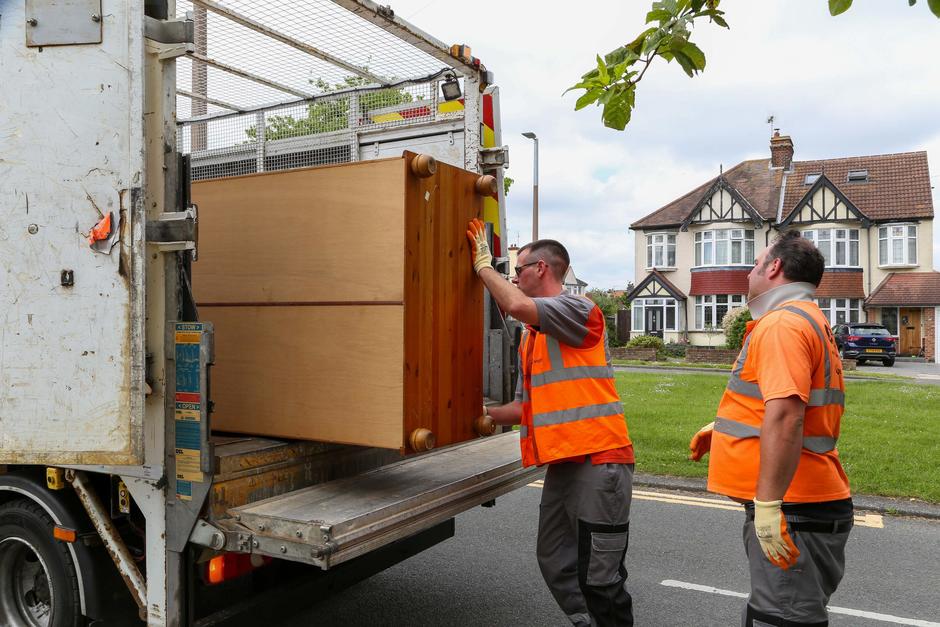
[391,0,940,287]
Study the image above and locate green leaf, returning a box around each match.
[909,0,916,6]
[601,85,636,131]
[646,9,672,23]
[672,49,697,77]
[929,0,940,17]
[679,41,706,70]
[596,55,610,86]
[710,12,729,28]
[611,59,631,81]
[575,88,603,110]
[605,45,630,66]
[691,0,706,10]
[828,0,853,16]
[562,79,596,95]
[603,97,632,131]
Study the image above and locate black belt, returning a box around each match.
[787,519,854,534]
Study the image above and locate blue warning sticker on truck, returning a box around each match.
[175,323,205,496]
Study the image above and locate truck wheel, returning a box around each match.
[0,500,82,627]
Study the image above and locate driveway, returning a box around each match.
[855,358,940,382]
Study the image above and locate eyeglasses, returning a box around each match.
[515,261,540,275]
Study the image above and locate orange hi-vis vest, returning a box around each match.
[708,300,851,503]
[518,326,631,467]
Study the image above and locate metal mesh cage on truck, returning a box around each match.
[175,0,473,181]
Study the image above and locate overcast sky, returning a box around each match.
[389,0,940,289]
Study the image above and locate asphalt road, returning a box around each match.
[279,482,940,627]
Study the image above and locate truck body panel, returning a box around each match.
[0,0,146,465]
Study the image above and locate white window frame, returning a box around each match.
[646,233,676,269]
[816,298,864,326]
[878,224,918,267]
[631,297,679,333]
[694,294,746,330]
[802,228,859,268]
[694,229,754,267]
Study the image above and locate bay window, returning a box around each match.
[694,229,754,266]
[879,224,918,266]
[802,229,859,267]
[646,233,676,268]
[694,294,746,330]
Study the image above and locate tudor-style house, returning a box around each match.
[627,132,939,362]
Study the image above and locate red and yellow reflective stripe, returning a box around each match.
[481,92,501,255]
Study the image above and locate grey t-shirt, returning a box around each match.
[514,292,606,402]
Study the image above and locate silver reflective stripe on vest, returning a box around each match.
[519,425,528,438]
[546,336,565,371]
[531,365,614,387]
[714,417,760,439]
[724,305,844,408]
[714,417,837,453]
[779,305,832,389]
[533,401,624,428]
[725,375,762,400]
[732,334,752,376]
[809,388,844,406]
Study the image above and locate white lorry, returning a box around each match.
[0,2,529,624]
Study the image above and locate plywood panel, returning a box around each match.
[208,305,404,449]
[192,160,406,304]
[402,153,484,447]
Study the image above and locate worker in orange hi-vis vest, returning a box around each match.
[689,230,852,627]
[466,219,635,627]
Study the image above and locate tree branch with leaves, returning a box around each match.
[565,0,728,131]
[567,0,938,131]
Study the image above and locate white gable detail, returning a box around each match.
[782,177,869,227]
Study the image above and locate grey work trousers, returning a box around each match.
[742,512,852,626]
[537,461,634,627]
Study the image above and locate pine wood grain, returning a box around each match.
[207,305,404,449]
[191,159,405,304]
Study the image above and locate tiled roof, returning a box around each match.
[866,272,940,306]
[631,159,781,229]
[689,269,749,296]
[782,152,932,222]
[632,150,932,229]
[816,271,865,298]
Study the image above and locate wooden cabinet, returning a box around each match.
[191,152,491,452]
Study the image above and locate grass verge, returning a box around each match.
[617,372,940,502]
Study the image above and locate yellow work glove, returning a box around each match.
[466,218,493,274]
[753,499,800,570]
[688,421,714,461]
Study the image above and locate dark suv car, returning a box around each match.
[832,323,897,366]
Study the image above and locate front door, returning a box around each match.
[645,307,664,338]
[899,308,922,356]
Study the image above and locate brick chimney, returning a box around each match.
[770,130,794,170]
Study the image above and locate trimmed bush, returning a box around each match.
[722,307,752,350]
[662,342,688,358]
[627,335,665,357]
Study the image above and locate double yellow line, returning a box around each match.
[526,481,883,528]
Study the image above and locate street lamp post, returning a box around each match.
[522,132,538,241]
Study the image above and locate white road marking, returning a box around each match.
[527,483,885,528]
[661,580,940,626]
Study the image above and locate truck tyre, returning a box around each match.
[0,500,82,627]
